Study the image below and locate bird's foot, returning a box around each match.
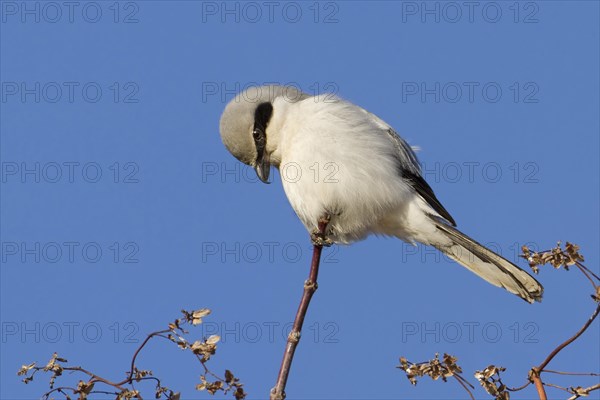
[318,214,332,225]
[311,229,333,247]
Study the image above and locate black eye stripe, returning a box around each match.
[252,102,273,160]
[253,102,273,132]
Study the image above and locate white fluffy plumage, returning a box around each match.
[219,85,543,303]
[268,94,418,243]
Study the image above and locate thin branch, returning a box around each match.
[575,261,600,282]
[270,215,330,400]
[537,303,600,371]
[567,383,600,400]
[42,387,79,400]
[131,376,162,385]
[452,375,475,400]
[195,353,227,382]
[114,328,171,386]
[530,370,547,400]
[24,310,246,400]
[574,263,598,289]
[541,369,600,376]
[89,390,122,396]
[454,373,475,389]
[529,301,600,400]
[543,382,572,392]
[507,381,531,392]
[64,366,127,391]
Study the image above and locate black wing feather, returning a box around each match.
[403,170,456,226]
[383,128,456,226]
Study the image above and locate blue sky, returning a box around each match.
[1,1,599,399]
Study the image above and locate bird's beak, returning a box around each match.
[254,152,271,184]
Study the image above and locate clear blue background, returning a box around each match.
[1,1,599,399]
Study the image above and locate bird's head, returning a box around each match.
[219,85,308,183]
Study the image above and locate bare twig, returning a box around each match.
[542,369,600,377]
[452,374,476,400]
[530,302,600,400]
[575,261,600,282]
[543,382,572,393]
[20,309,246,400]
[270,215,330,400]
[398,243,598,400]
[537,303,600,372]
[530,370,548,400]
[567,383,600,400]
[65,366,128,391]
[117,329,171,386]
[507,380,532,391]
[574,263,598,289]
[42,387,79,400]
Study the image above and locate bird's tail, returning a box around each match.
[429,218,543,303]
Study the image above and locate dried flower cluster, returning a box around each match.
[522,242,599,301]
[17,240,598,400]
[475,365,509,400]
[18,353,66,388]
[18,309,246,400]
[197,370,244,397]
[397,353,463,385]
[567,383,600,399]
[521,242,584,273]
[399,242,599,400]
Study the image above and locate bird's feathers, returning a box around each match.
[342,102,456,226]
[272,94,419,243]
[219,85,544,303]
[402,169,456,226]
[219,85,308,165]
[430,217,543,303]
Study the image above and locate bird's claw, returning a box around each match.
[318,214,331,225]
[311,229,333,247]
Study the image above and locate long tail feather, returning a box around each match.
[430,218,543,303]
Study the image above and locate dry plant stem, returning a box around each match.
[567,383,600,400]
[270,217,330,400]
[574,263,598,289]
[122,329,171,385]
[530,371,547,400]
[542,370,600,376]
[65,366,127,391]
[44,330,172,396]
[575,261,600,281]
[89,328,171,388]
[543,382,572,393]
[452,375,475,400]
[538,303,600,372]
[530,302,600,400]
[508,381,532,392]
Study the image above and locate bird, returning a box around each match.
[219,85,543,303]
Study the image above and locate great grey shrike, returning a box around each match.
[219,85,543,303]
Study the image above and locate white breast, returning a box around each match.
[272,95,415,244]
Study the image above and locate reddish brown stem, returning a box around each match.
[106,328,170,387]
[575,260,600,282]
[64,366,127,391]
[538,303,600,372]
[452,375,475,400]
[530,369,548,400]
[530,302,600,400]
[542,369,600,376]
[270,217,330,400]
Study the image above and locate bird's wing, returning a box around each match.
[402,167,456,226]
[363,109,457,226]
